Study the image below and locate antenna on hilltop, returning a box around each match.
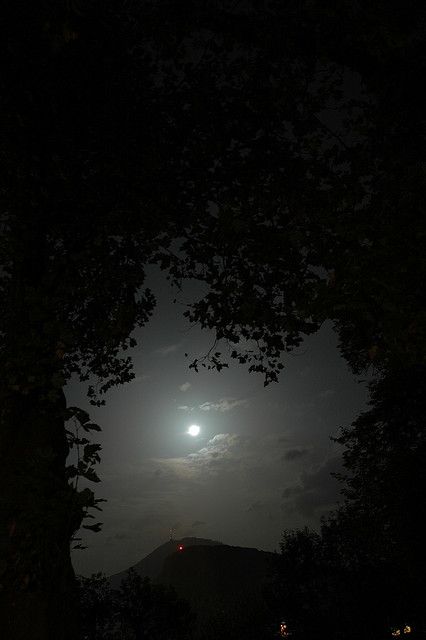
[169,527,174,542]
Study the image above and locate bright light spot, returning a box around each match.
[187,424,200,436]
[404,626,412,635]
[178,544,184,551]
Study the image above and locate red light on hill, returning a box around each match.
[178,544,184,551]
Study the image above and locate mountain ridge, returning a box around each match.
[108,536,223,590]
[108,537,279,638]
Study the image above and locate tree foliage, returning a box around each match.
[269,526,390,640]
[77,570,193,640]
[328,365,426,630]
[2,0,423,395]
[174,0,426,380]
[270,366,426,638]
[65,406,106,549]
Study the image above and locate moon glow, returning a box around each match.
[187,424,200,436]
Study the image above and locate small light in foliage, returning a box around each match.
[280,621,290,637]
[391,626,412,637]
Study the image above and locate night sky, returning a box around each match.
[68,269,368,577]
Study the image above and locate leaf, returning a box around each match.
[81,467,101,483]
[66,406,90,424]
[81,421,102,432]
[83,443,102,460]
[65,466,78,479]
[82,522,103,533]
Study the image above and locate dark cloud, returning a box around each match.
[282,448,309,461]
[281,457,343,519]
[113,532,133,541]
[191,520,206,528]
[155,343,181,356]
[128,509,175,531]
[317,388,336,399]
[247,501,264,513]
[282,485,303,499]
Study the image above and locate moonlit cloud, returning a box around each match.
[179,382,191,392]
[188,433,240,463]
[317,388,336,399]
[155,343,181,356]
[128,374,150,384]
[199,397,249,412]
[152,433,243,480]
[177,398,248,412]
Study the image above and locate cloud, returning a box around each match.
[282,448,309,461]
[153,433,243,482]
[191,520,206,529]
[155,343,180,356]
[199,397,249,412]
[113,532,133,541]
[247,501,264,513]
[317,388,336,399]
[281,456,342,519]
[188,433,240,465]
[179,382,191,392]
[129,374,150,384]
[177,398,248,412]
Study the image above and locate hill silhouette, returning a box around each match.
[108,537,222,591]
[109,538,278,639]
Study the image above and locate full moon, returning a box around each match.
[187,424,200,436]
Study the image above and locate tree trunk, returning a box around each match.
[0,384,81,639]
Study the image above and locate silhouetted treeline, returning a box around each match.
[78,570,193,640]
[268,365,426,640]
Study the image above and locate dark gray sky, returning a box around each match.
[67,271,368,576]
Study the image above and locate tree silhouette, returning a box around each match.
[269,366,426,639]
[78,573,117,640]
[328,365,426,633]
[77,570,193,640]
[118,570,193,640]
[269,526,389,640]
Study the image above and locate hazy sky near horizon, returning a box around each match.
[67,270,368,576]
